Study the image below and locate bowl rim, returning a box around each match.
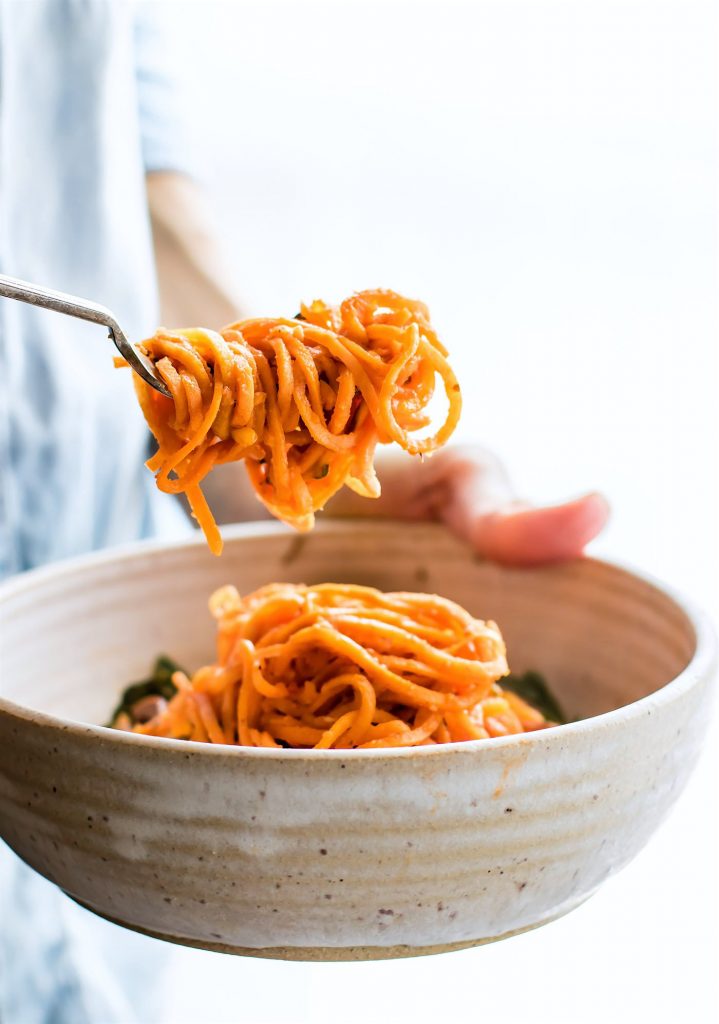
[0,520,716,762]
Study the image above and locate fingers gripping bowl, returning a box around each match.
[0,522,714,960]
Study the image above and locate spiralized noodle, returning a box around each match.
[128,290,461,554]
[125,583,554,749]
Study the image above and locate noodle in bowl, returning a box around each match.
[0,521,714,959]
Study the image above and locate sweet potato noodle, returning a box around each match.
[124,583,554,749]
[129,290,461,554]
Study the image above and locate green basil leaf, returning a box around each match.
[503,670,566,724]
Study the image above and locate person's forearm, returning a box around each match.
[146,171,245,328]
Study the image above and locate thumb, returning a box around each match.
[470,492,610,566]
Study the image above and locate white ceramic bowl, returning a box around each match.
[0,521,715,960]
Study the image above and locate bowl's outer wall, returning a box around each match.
[0,523,715,952]
[0,683,711,950]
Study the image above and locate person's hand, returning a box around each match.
[327,445,610,566]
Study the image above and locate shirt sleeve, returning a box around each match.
[133,3,197,178]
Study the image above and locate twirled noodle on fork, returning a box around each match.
[124,290,461,553]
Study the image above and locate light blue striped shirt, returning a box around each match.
[0,2,193,1020]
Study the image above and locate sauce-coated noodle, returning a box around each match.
[127,290,461,553]
[125,583,554,749]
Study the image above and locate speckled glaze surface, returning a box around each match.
[0,521,715,959]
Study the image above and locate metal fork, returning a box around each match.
[0,274,171,397]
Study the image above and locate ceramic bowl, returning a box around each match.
[0,521,715,960]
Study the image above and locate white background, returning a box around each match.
[147,1,717,1020]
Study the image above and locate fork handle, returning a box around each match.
[0,274,120,330]
[0,274,170,397]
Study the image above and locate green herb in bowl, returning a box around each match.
[108,655,183,729]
